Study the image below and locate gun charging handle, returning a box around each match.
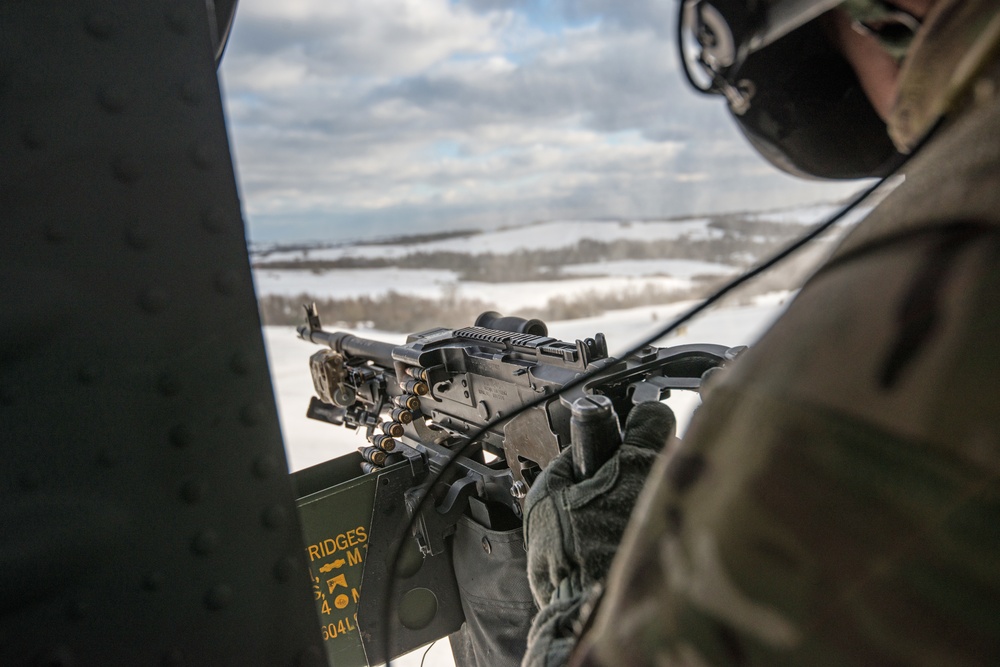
[569,395,622,481]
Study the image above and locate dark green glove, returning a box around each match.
[522,401,676,666]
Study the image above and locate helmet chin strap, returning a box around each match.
[842,0,922,62]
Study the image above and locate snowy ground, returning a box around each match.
[253,260,735,305]
[559,258,738,278]
[255,204,852,262]
[251,203,860,332]
[254,266,725,315]
[251,199,855,265]
[254,267,462,300]
[254,217,721,263]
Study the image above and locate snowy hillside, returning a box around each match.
[254,218,720,263]
[251,202,862,339]
[250,203,845,263]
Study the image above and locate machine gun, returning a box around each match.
[291,306,742,666]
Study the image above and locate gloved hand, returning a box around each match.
[524,401,677,610]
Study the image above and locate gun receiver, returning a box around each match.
[293,306,740,665]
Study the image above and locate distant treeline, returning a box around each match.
[250,228,481,259]
[258,278,721,331]
[518,280,717,322]
[255,215,831,331]
[259,290,495,332]
[253,220,804,284]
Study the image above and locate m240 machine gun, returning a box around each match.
[290,307,742,666]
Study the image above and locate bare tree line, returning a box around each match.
[256,216,838,332]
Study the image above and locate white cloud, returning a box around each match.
[220,0,859,241]
[228,0,501,78]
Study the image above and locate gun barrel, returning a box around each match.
[297,326,397,368]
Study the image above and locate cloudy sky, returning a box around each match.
[219,0,859,243]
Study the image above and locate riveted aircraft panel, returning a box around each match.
[0,1,322,664]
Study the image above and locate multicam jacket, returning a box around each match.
[569,2,1000,665]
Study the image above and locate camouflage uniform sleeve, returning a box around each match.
[572,225,1000,666]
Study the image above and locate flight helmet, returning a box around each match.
[677,0,920,179]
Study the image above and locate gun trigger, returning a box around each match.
[437,474,479,521]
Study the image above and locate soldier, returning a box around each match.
[524,0,1000,665]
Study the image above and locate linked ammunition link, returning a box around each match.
[405,367,429,382]
[394,394,422,411]
[403,379,429,396]
[359,446,388,466]
[358,388,424,474]
[391,407,413,424]
[371,434,396,452]
[381,421,405,438]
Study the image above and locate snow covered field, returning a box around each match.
[254,267,462,300]
[253,260,736,304]
[254,218,721,263]
[253,264,724,312]
[559,258,737,278]
[251,215,744,313]
[252,202,853,264]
